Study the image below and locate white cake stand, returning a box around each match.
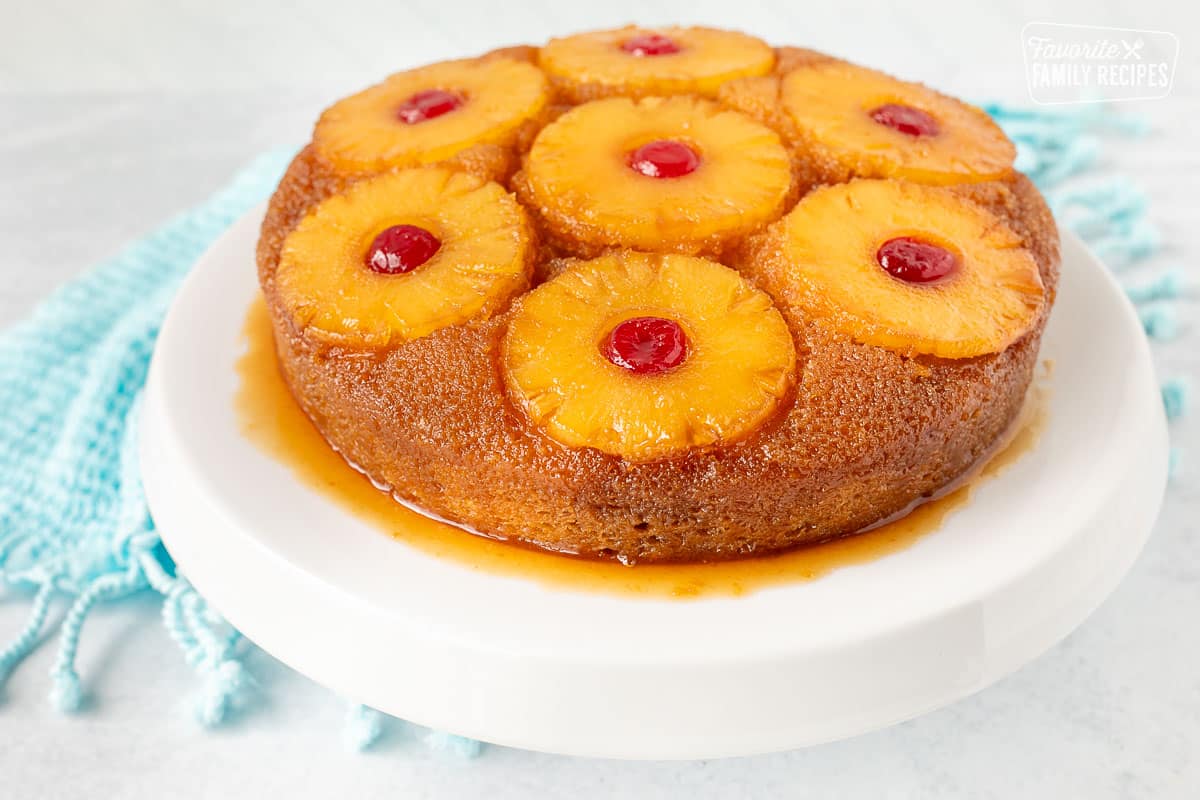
[140,205,1168,760]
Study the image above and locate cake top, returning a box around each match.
[265,26,1046,462]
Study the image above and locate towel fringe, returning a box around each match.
[344,704,389,752]
[0,581,55,685]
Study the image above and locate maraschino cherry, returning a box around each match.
[396,89,463,125]
[876,237,958,284]
[621,34,681,57]
[868,103,940,137]
[603,316,689,375]
[627,140,700,179]
[366,225,441,274]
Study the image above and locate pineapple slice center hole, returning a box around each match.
[867,103,940,137]
[365,224,442,274]
[602,316,690,375]
[627,140,701,179]
[396,89,464,125]
[620,34,682,57]
[876,236,959,284]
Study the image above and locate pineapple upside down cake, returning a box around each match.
[256,27,1059,564]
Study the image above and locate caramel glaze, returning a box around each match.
[237,299,1047,599]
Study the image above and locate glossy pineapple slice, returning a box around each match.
[759,179,1044,358]
[276,167,532,347]
[503,251,796,461]
[519,96,791,255]
[313,57,549,174]
[538,25,775,102]
[779,62,1015,184]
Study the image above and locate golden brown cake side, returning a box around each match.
[259,170,1058,563]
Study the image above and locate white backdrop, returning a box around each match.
[1,1,1197,797]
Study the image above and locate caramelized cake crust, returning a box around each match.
[256,32,1059,563]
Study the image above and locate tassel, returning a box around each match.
[49,563,145,712]
[344,704,388,752]
[0,581,55,686]
[425,729,485,758]
[1139,307,1179,340]
[1162,379,1190,421]
[1124,270,1186,304]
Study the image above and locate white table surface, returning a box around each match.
[1,1,1197,797]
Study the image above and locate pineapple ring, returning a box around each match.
[313,57,549,173]
[780,62,1015,185]
[503,251,796,462]
[770,180,1044,359]
[538,26,775,100]
[276,167,532,347]
[523,96,792,254]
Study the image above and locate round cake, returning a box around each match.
[256,27,1059,564]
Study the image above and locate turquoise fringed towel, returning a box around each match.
[0,151,292,720]
[0,106,1188,755]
